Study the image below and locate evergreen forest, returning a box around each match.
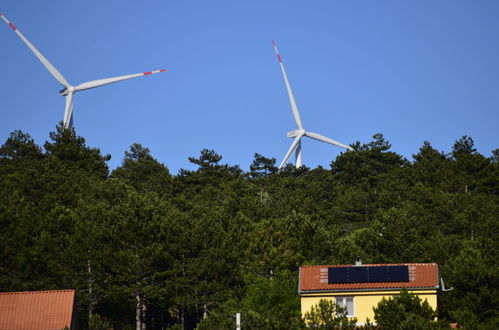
[0,125,497,329]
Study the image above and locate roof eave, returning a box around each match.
[299,286,440,295]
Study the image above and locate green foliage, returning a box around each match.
[88,314,112,330]
[239,271,302,329]
[188,148,222,169]
[331,133,406,186]
[249,153,277,178]
[442,240,499,328]
[491,148,499,164]
[0,129,497,329]
[44,123,110,178]
[0,130,43,160]
[452,135,476,158]
[197,271,301,329]
[111,143,171,194]
[303,299,357,329]
[373,288,440,329]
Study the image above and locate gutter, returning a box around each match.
[299,286,440,295]
[297,267,302,294]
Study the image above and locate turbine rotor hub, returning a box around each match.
[287,129,305,138]
[59,86,75,96]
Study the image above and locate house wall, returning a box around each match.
[300,290,437,325]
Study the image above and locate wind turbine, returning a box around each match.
[1,14,166,129]
[272,40,353,169]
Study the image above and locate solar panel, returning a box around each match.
[349,266,369,283]
[368,266,389,282]
[388,265,409,282]
[328,267,349,284]
[328,265,410,284]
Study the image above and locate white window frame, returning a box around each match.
[334,296,355,317]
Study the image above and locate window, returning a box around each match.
[335,296,354,317]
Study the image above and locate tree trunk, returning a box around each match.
[141,298,147,330]
[136,293,142,330]
[203,303,208,319]
[87,257,95,319]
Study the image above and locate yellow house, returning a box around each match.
[299,261,441,326]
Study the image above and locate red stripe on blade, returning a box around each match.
[160,69,166,72]
[144,71,152,75]
[8,22,16,30]
[272,40,276,46]
[277,54,282,63]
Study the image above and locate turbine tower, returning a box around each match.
[1,14,166,129]
[272,40,353,169]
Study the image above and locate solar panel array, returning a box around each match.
[328,265,410,284]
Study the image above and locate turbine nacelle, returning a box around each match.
[287,129,305,138]
[59,86,74,96]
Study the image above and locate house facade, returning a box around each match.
[299,262,440,325]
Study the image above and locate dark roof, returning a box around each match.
[0,289,75,330]
[299,263,439,293]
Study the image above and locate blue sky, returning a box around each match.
[1,1,498,174]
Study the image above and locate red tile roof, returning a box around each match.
[0,289,76,330]
[299,263,439,293]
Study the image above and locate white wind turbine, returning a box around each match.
[1,14,166,129]
[272,40,353,169]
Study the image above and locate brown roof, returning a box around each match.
[0,290,75,330]
[299,263,439,293]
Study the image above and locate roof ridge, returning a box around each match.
[0,289,75,295]
[301,263,436,268]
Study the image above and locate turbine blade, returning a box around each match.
[278,135,303,169]
[63,92,74,129]
[74,69,167,91]
[272,40,303,129]
[1,14,70,87]
[305,131,353,150]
